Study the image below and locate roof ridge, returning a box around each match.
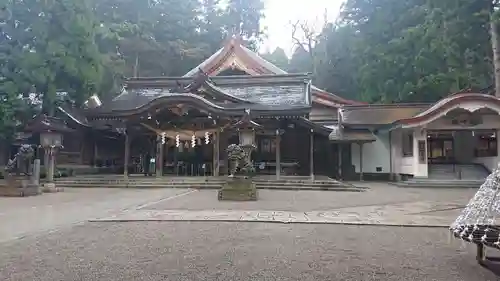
[182,37,361,107]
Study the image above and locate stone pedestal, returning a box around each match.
[46,153,55,183]
[42,149,63,193]
[42,182,64,193]
[218,178,257,201]
[33,159,41,186]
[0,175,41,197]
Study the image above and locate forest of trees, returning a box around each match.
[264,0,500,104]
[1,0,500,141]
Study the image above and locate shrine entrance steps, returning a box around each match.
[395,164,488,188]
[54,175,366,192]
[395,178,483,189]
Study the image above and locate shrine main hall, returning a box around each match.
[19,37,500,182]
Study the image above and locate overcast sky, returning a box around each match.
[260,0,345,56]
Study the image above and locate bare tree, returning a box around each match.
[289,9,329,75]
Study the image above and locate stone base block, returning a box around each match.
[42,183,64,193]
[218,178,257,201]
[0,184,41,197]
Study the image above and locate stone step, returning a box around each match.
[58,183,223,189]
[54,181,222,185]
[255,185,365,192]
[55,181,354,189]
[55,180,352,186]
[55,179,346,185]
[57,183,363,191]
[395,181,482,188]
[404,179,483,184]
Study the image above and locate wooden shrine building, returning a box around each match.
[19,37,380,180]
[18,36,500,183]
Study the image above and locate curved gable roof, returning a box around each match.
[183,36,363,108]
[341,92,500,131]
[395,93,500,128]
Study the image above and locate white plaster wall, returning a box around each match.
[351,133,391,173]
[400,157,414,175]
[390,130,402,175]
[412,128,428,178]
[390,129,414,175]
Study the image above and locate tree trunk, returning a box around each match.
[42,83,56,116]
[491,14,500,97]
[133,53,139,78]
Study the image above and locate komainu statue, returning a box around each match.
[1,144,40,197]
[226,144,255,178]
[5,145,34,176]
[218,144,257,201]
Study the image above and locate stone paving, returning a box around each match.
[146,183,475,211]
[92,183,475,227]
[93,200,463,227]
[0,183,477,245]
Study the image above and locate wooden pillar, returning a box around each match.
[93,141,98,167]
[164,139,168,176]
[44,150,50,176]
[359,142,364,181]
[338,144,343,180]
[220,131,228,175]
[174,145,179,175]
[156,135,164,177]
[80,134,85,165]
[309,129,314,180]
[123,133,130,178]
[46,149,55,183]
[213,131,220,176]
[276,131,281,180]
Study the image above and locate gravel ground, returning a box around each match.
[0,222,498,281]
[146,185,477,211]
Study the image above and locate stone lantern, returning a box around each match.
[40,131,63,189]
[24,114,73,193]
[235,109,261,165]
[218,109,261,201]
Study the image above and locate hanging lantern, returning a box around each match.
[175,134,180,147]
[191,135,196,147]
[205,132,210,144]
[184,141,189,148]
[197,137,202,146]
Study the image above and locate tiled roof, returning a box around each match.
[24,114,74,133]
[183,36,363,107]
[90,74,312,116]
[327,125,376,142]
[341,104,430,126]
